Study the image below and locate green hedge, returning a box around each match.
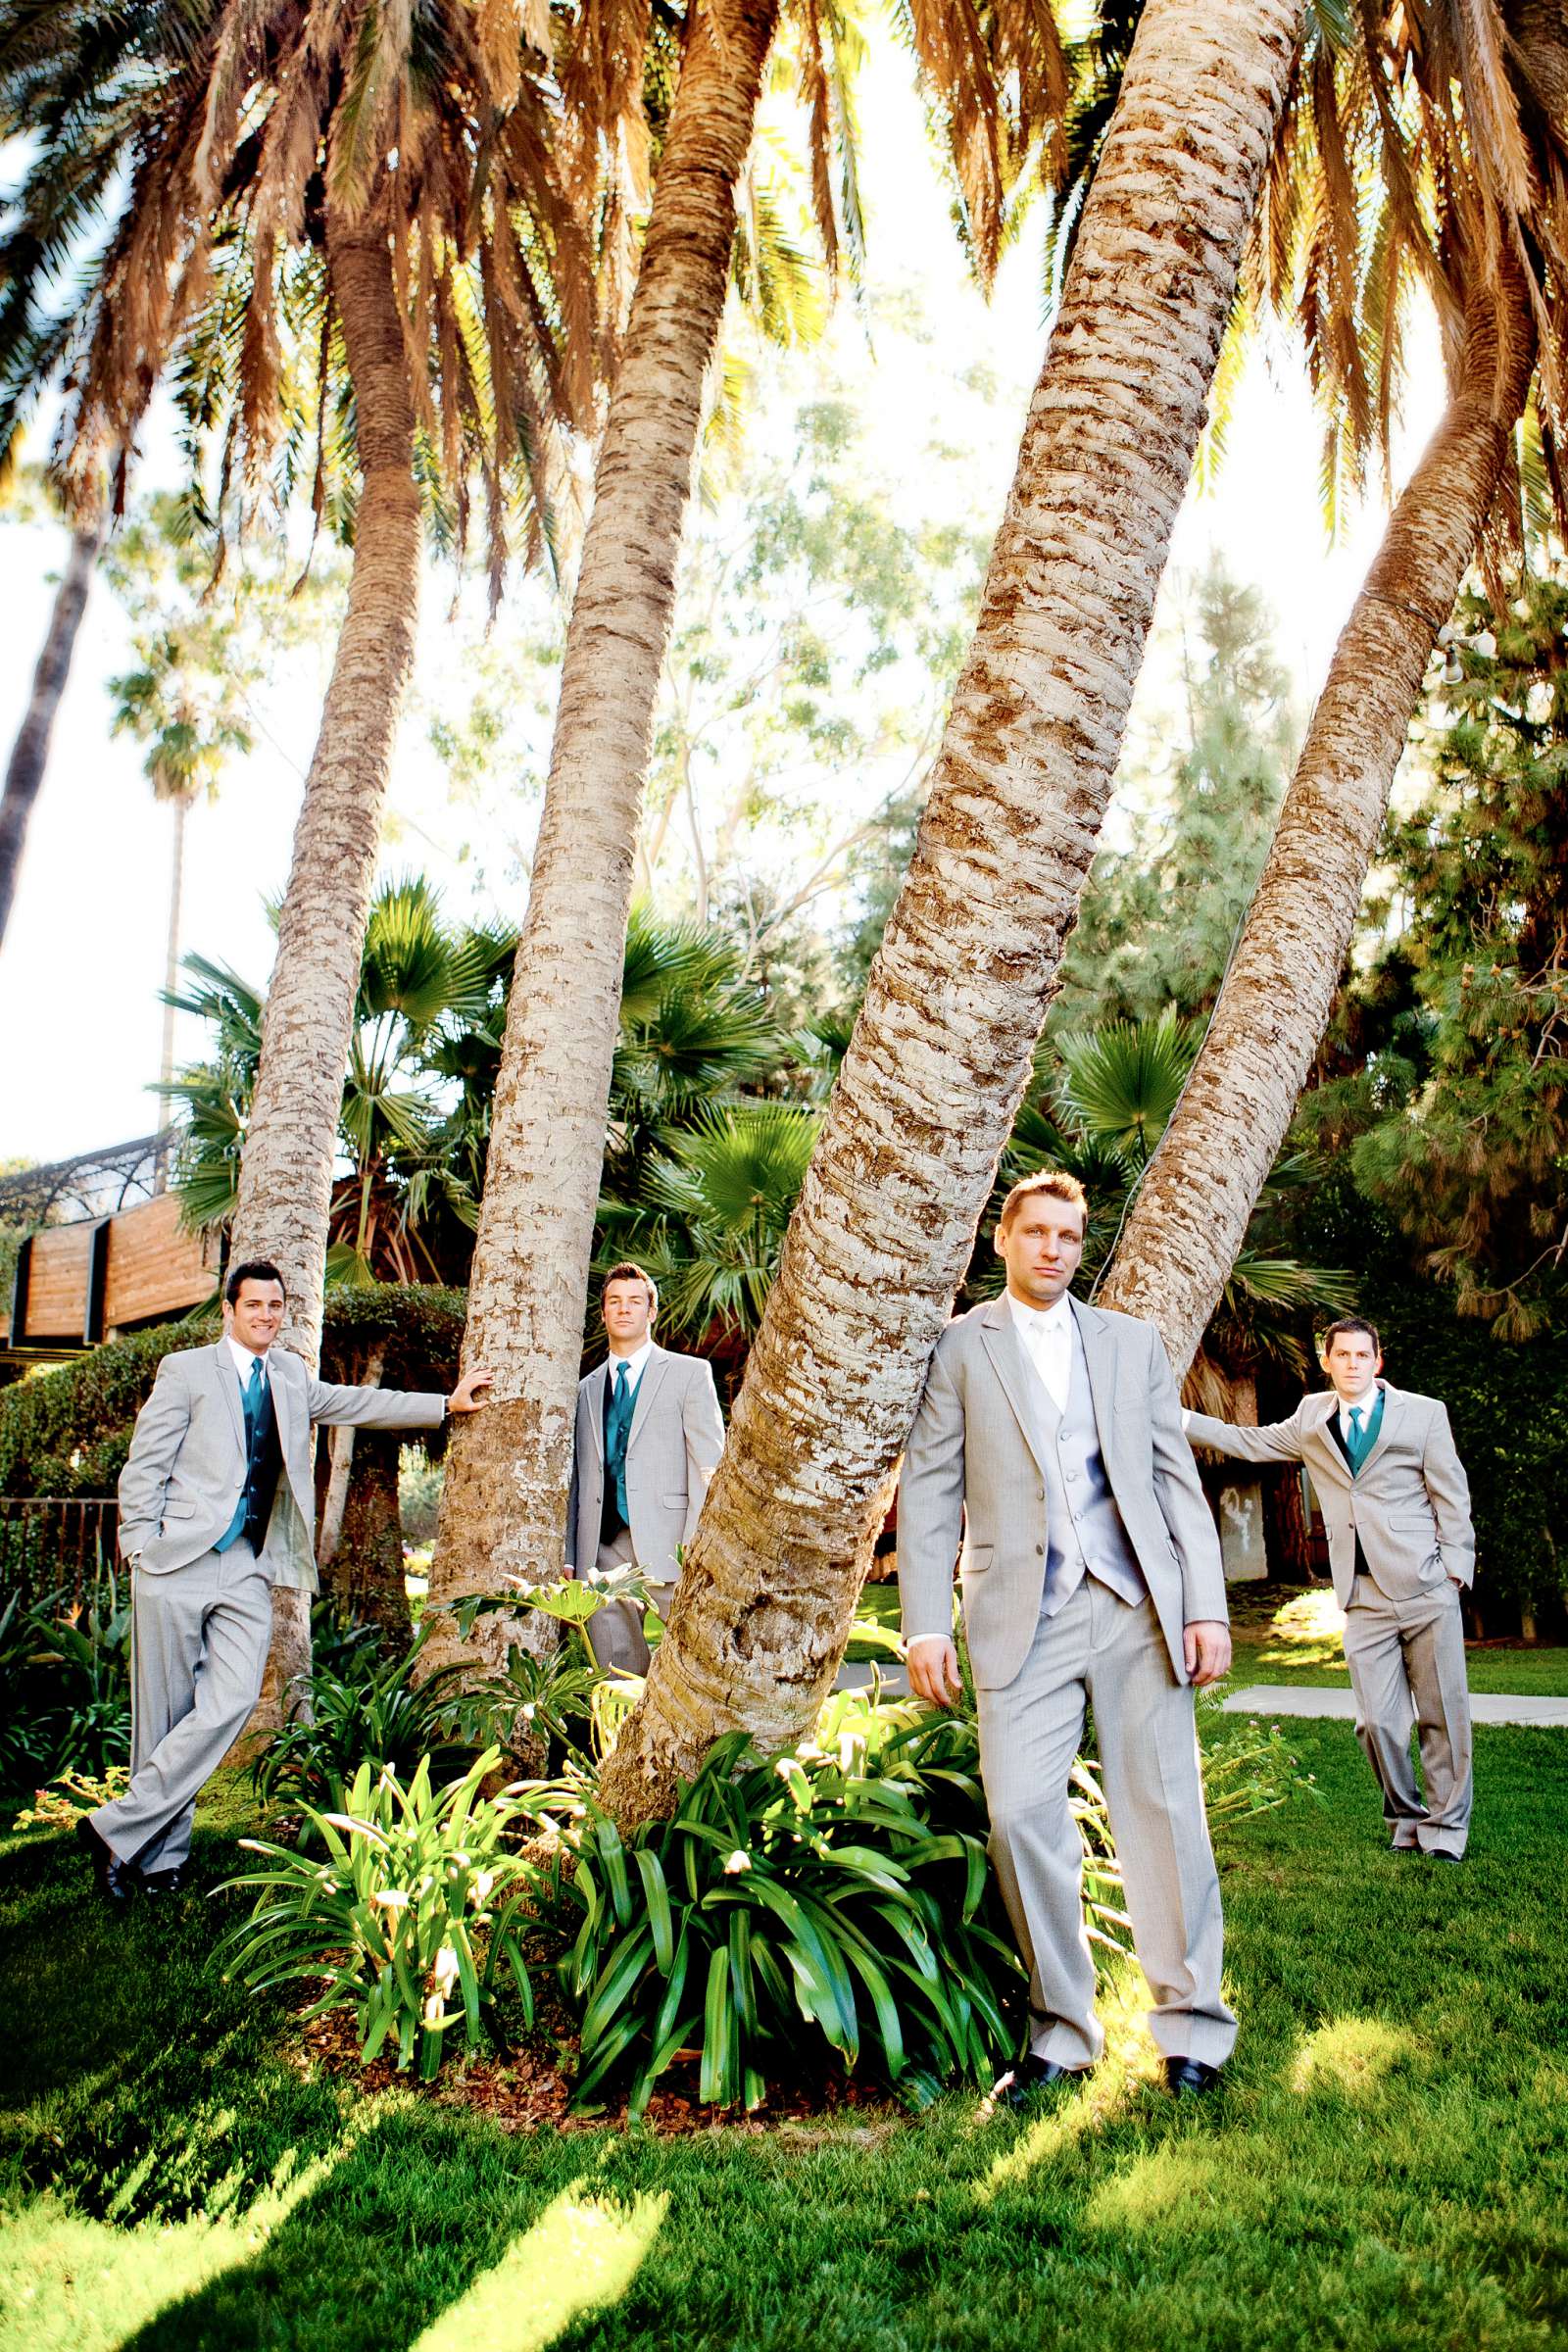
[0,1285,468,1499]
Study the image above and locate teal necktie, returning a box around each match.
[217,1357,267,1551]
[607,1362,633,1521]
[1347,1405,1367,1473]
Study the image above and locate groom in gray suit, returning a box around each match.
[901,1170,1236,2104]
[1186,1316,1475,1860]
[79,1260,491,1900]
[565,1262,725,1675]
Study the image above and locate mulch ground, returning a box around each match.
[297,2005,900,2138]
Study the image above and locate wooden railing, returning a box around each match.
[0,1496,120,1613]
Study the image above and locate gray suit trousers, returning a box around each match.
[978,1577,1236,2072]
[584,1529,664,1679]
[91,1541,273,1871]
[1344,1575,1472,1856]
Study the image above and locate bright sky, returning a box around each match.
[0,35,1445,1167]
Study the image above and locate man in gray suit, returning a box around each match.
[565,1261,725,1676]
[78,1259,491,1900]
[1186,1316,1475,1861]
[901,1170,1236,2104]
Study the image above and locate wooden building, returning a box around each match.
[3,1154,220,1374]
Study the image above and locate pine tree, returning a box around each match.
[1056,561,1298,1025]
[1315,571,1568,1339]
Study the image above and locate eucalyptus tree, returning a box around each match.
[426,0,1072,1669]
[102,497,349,1145]
[590,0,1302,1821]
[1101,0,1568,1371]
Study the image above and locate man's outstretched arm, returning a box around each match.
[898,1342,966,1708]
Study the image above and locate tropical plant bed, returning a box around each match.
[295,2001,897,2136]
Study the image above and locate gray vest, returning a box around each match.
[1016,1311,1147,1617]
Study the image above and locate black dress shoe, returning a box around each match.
[138,1865,188,1895]
[1428,1850,1464,1865]
[75,1814,137,1903]
[1164,2056,1223,2096]
[990,2056,1091,2112]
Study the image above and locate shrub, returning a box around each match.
[218,1749,536,2080]
[525,1722,1024,2118]
[250,1632,495,1817]
[0,1576,131,1794]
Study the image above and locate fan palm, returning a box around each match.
[620,1101,821,1341]
[979,1019,1353,1378]
[166,879,517,1286]
[0,513,102,956]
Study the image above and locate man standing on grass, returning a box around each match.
[1186,1317,1475,1863]
[565,1262,725,1677]
[899,1170,1236,2107]
[80,1260,492,1903]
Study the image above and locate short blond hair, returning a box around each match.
[997,1168,1089,1234]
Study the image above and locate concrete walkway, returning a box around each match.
[1223,1684,1568,1729]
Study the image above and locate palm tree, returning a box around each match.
[593,0,1303,1822]
[166,878,517,1287]
[0,0,595,1362]
[613,1099,821,1344]
[425,0,1072,1671]
[0,0,596,1721]
[0,514,102,955]
[1099,0,1568,1372]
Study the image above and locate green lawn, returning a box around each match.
[1226,1584,1568,1696]
[3,1706,1566,2352]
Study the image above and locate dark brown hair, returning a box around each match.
[225,1258,286,1305]
[1321,1315,1381,1357]
[603,1261,658,1313]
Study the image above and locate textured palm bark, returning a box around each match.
[0,519,103,953]
[1098,284,1536,1377]
[425,0,781,1675]
[597,0,1302,1824]
[231,206,422,1728]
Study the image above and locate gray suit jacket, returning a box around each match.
[1186,1382,1475,1606]
[565,1346,725,1584]
[899,1294,1227,1690]
[117,1343,448,1592]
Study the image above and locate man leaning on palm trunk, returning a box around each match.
[899,1169,1237,2110]
[1186,1316,1476,1863]
[78,1259,492,1903]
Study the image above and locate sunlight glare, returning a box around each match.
[410,2184,668,2352]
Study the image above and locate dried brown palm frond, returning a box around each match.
[3,0,600,601]
[1248,0,1568,542]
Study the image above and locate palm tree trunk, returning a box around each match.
[424,0,780,1673]
[231,203,422,1729]
[0,517,103,954]
[1096,278,1536,1375]
[596,0,1301,1824]
[318,1341,387,1569]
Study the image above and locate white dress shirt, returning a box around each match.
[907,1296,1073,1659]
[606,1338,655,1396]
[1008,1291,1073,1415]
[1338,1387,1382,1446]
[225,1336,270,1392]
